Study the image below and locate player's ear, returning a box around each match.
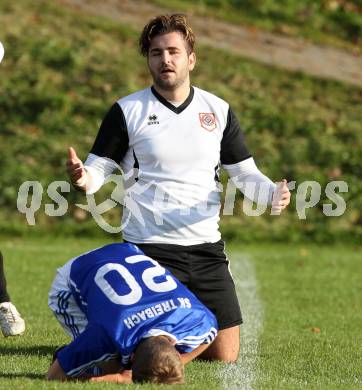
[189,52,196,71]
[162,335,177,345]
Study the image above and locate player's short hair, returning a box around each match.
[132,336,184,384]
[139,14,195,56]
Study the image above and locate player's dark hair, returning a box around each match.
[139,14,195,56]
[132,336,184,384]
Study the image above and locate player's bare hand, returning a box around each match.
[90,371,132,384]
[271,179,291,215]
[66,147,87,189]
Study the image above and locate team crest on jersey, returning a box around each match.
[199,113,216,131]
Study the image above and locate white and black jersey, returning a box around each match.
[84,86,275,245]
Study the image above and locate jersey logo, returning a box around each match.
[199,113,216,131]
[148,114,159,125]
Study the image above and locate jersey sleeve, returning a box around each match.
[83,153,119,194]
[220,107,251,165]
[173,300,218,354]
[90,103,129,165]
[56,324,118,378]
[176,326,218,354]
[223,157,276,205]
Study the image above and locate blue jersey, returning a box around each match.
[57,243,217,377]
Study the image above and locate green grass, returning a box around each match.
[239,244,362,388]
[1,237,361,388]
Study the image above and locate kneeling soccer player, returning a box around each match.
[47,242,218,384]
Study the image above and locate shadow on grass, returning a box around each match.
[0,345,56,356]
[0,373,45,380]
[0,346,54,380]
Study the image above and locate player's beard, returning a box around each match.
[150,67,189,92]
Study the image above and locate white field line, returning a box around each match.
[218,254,263,390]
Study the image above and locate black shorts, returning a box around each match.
[129,240,243,330]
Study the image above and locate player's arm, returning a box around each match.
[46,324,118,381]
[47,358,130,382]
[270,179,291,214]
[89,345,211,382]
[89,359,132,383]
[225,159,290,212]
[47,358,68,381]
[66,103,129,194]
[177,321,218,365]
[47,358,132,383]
[180,343,211,364]
[89,369,132,384]
[221,107,290,210]
[66,147,94,193]
[221,108,275,205]
[88,343,211,381]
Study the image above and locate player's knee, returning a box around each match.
[215,346,239,363]
[223,350,239,363]
[199,340,239,363]
[199,349,239,363]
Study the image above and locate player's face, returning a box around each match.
[147,32,196,92]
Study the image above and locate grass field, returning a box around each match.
[0,237,361,389]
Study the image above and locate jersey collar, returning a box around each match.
[151,86,194,114]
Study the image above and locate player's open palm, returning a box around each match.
[271,179,291,215]
[66,147,87,188]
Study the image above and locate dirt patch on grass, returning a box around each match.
[60,0,362,87]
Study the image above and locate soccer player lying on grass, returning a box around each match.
[47,242,218,384]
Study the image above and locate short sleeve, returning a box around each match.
[220,108,251,165]
[57,324,118,377]
[90,103,129,164]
